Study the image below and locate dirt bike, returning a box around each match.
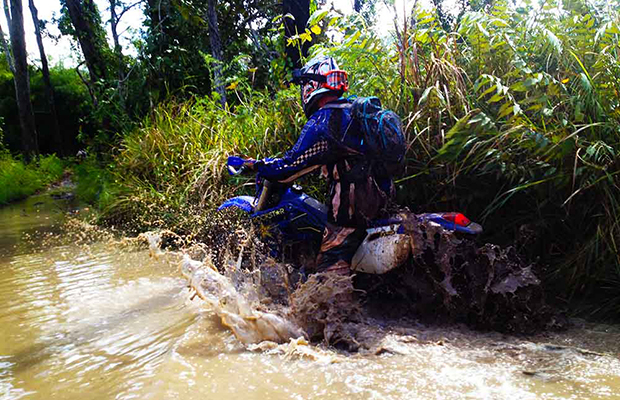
[219,156,482,274]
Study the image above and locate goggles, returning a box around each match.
[324,70,348,91]
[291,69,349,92]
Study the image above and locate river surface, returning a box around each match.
[2,193,620,400]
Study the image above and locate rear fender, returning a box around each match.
[218,196,256,213]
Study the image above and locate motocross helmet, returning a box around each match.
[292,56,348,118]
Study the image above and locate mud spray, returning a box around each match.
[168,211,568,351]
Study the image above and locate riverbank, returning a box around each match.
[0,152,66,206]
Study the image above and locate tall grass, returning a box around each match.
[98,88,304,235]
[304,0,620,313]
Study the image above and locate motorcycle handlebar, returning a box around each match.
[226,155,274,212]
[227,156,255,176]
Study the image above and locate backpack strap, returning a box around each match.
[324,101,359,144]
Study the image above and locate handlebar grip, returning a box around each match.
[227,156,246,168]
[227,164,246,176]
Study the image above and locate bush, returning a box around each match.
[310,0,620,314]
[74,156,117,210]
[97,0,620,316]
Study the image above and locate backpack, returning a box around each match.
[326,97,406,178]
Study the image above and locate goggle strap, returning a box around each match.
[291,72,327,84]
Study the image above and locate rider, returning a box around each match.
[251,56,395,275]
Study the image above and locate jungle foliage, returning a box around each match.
[0,150,65,204]
[101,0,620,316]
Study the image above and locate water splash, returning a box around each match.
[180,254,304,344]
[142,231,163,258]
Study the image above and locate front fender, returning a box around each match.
[218,196,256,213]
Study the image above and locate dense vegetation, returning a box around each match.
[0,0,619,316]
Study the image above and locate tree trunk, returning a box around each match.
[2,0,14,72]
[206,0,226,106]
[109,0,126,110]
[64,0,110,83]
[282,0,310,69]
[29,0,63,154]
[6,0,38,158]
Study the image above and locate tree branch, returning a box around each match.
[76,60,98,106]
[116,0,144,22]
[2,0,11,27]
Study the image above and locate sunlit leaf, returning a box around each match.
[498,103,514,118]
[543,28,562,54]
[477,22,490,37]
[511,81,528,92]
[418,86,434,105]
[343,31,362,47]
[488,94,504,103]
[299,32,312,42]
[478,85,497,99]
[308,10,329,26]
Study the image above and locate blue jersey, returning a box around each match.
[256,101,394,226]
[255,105,362,183]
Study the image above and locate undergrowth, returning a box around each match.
[92,88,304,237]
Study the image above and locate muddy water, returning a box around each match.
[1,195,620,400]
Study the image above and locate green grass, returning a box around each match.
[0,152,66,205]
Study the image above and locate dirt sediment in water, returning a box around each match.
[289,273,362,349]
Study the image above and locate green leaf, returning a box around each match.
[569,50,593,84]
[575,103,584,122]
[488,94,504,103]
[511,81,528,92]
[308,10,329,26]
[344,31,361,47]
[477,84,497,100]
[543,28,562,54]
[547,83,560,96]
[498,103,514,118]
[418,15,435,24]
[418,86,434,105]
[477,22,490,37]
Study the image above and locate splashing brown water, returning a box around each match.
[179,210,564,350]
[2,194,620,399]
